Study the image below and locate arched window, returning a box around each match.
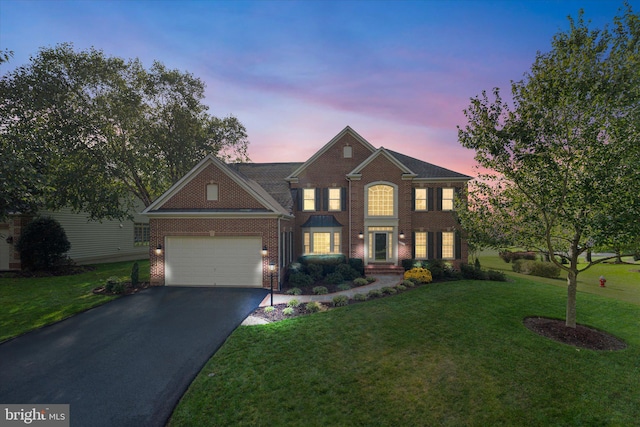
[367,184,394,216]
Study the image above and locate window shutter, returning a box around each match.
[412,188,416,211]
[455,231,462,260]
[322,188,328,211]
[411,232,416,258]
[341,187,347,211]
[316,188,322,211]
[436,188,443,211]
[435,232,443,259]
[428,232,434,260]
[295,189,302,211]
[428,188,434,211]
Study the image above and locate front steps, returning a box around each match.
[365,263,405,276]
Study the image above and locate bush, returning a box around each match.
[395,284,406,291]
[288,272,313,288]
[353,277,368,287]
[287,299,300,308]
[325,272,345,285]
[299,254,346,276]
[382,286,397,295]
[401,259,427,271]
[424,259,454,280]
[15,216,71,271]
[306,263,324,281]
[487,270,507,282]
[499,250,537,263]
[312,286,328,295]
[305,301,322,313]
[335,263,360,281]
[264,306,275,313]
[460,263,487,280]
[337,283,351,291]
[348,258,365,276]
[404,267,433,284]
[513,260,561,278]
[131,262,140,288]
[105,276,124,294]
[402,279,415,288]
[283,307,294,316]
[367,289,383,298]
[285,287,302,295]
[353,293,367,301]
[366,276,376,283]
[332,295,349,307]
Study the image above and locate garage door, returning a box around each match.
[165,236,262,287]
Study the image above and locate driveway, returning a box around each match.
[0,286,267,427]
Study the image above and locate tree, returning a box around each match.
[15,216,71,271]
[457,5,640,328]
[0,43,249,220]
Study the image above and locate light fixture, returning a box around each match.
[399,231,405,239]
[358,231,364,239]
[262,245,268,256]
[155,244,163,255]
[269,262,276,306]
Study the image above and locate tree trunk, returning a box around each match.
[566,270,578,328]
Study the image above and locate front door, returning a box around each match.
[374,232,387,261]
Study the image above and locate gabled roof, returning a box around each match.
[286,126,376,181]
[142,155,293,217]
[386,150,472,181]
[347,147,417,179]
[233,162,303,213]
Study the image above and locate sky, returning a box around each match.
[1,0,636,177]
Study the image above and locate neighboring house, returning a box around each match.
[144,126,471,289]
[0,201,149,271]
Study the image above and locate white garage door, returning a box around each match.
[165,236,262,287]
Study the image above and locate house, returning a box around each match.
[143,126,471,289]
[0,201,150,271]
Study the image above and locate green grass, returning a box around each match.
[478,250,640,305]
[169,277,640,426]
[0,260,148,342]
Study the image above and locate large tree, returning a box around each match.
[0,43,249,220]
[458,6,640,328]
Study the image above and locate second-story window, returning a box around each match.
[303,188,316,211]
[328,188,341,211]
[442,188,454,211]
[415,188,427,211]
[368,184,394,216]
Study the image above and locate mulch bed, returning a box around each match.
[93,282,152,296]
[524,317,627,351]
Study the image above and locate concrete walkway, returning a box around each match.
[243,275,404,325]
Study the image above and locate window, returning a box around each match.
[303,230,342,255]
[368,184,394,216]
[303,188,316,211]
[415,188,427,211]
[206,184,219,201]
[442,231,455,259]
[442,188,454,211]
[343,145,352,158]
[415,232,427,259]
[134,223,149,247]
[328,188,341,211]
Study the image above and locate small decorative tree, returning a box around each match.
[131,262,140,288]
[16,216,71,271]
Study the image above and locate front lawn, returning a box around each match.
[0,260,149,342]
[169,277,640,426]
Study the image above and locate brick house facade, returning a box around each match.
[144,126,471,289]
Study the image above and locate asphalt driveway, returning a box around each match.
[0,286,267,427]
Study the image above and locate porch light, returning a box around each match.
[155,244,163,255]
[358,231,364,239]
[269,262,276,306]
[262,245,268,256]
[399,231,405,239]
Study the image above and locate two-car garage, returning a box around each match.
[164,236,263,287]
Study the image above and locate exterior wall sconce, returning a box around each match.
[399,231,405,239]
[262,245,268,256]
[155,244,163,255]
[358,231,364,239]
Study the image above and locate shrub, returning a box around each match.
[283,307,294,316]
[353,277,368,287]
[487,270,507,282]
[401,259,427,271]
[332,295,349,307]
[288,272,313,288]
[424,259,453,280]
[348,258,365,276]
[287,299,300,308]
[404,267,433,284]
[131,262,140,288]
[460,263,487,280]
[382,286,397,295]
[285,287,302,295]
[513,260,561,278]
[366,276,376,283]
[335,263,360,281]
[299,254,346,276]
[337,283,352,291]
[306,263,324,281]
[367,289,383,298]
[402,279,415,288]
[105,276,124,294]
[312,286,328,295]
[15,216,71,271]
[395,284,406,291]
[353,293,367,301]
[500,250,537,263]
[264,306,275,313]
[325,272,345,285]
[305,301,322,313]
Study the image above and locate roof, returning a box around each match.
[386,150,472,180]
[300,215,344,228]
[233,162,303,213]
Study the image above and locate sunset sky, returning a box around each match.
[1,0,635,177]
